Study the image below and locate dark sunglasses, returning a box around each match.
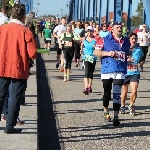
[103,26,107,27]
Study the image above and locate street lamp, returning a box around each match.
[33,0,40,16]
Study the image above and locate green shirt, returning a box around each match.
[43,28,52,39]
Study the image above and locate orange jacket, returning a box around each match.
[0,23,37,79]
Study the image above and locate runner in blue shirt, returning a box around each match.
[120,32,143,115]
[81,26,96,95]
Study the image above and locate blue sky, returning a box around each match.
[34,0,140,17]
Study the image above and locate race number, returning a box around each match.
[127,64,138,71]
[114,51,125,62]
[64,41,72,47]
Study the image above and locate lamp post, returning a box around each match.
[33,0,40,16]
[60,1,70,18]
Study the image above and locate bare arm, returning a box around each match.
[94,50,111,57]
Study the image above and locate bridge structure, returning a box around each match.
[68,0,150,31]
[19,0,33,14]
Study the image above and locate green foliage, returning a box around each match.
[131,0,143,27]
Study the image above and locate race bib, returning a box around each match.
[127,64,138,71]
[95,44,103,50]
[46,38,51,40]
[64,41,72,47]
[114,51,125,62]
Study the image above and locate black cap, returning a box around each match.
[112,21,122,26]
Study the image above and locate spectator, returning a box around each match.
[0,5,9,25]
[0,4,37,134]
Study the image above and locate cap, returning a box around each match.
[87,26,94,31]
[112,21,122,26]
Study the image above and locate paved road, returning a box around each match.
[39,37,150,150]
[0,63,37,150]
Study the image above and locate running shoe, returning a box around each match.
[75,63,78,67]
[104,112,111,122]
[56,63,59,68]
[83,88,89,95]
[67,75,69,81]
[113,116,120,126]
[128,105,135,115]
[59,68,64,72]
[81,66,85,70]
[88,87,92,93]
[120,106,125,114]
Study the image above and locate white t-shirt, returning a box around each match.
[138,32,150,46]
[0,12,9,25]
[53,25,66,43]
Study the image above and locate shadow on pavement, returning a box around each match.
[36,53,61,150]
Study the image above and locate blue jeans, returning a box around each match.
[0,77,27,130]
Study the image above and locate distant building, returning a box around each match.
[101,12,128,23]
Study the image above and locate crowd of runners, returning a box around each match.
[0,1,150,134]
[40,17,150,126]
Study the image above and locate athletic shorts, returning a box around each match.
[55,43,62,55]
[123,74,140,85]
[44,39,51,44]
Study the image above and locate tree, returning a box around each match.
[131,0,143,27]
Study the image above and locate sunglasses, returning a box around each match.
[103,26,107,27]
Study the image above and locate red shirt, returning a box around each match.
[95,38,104,50]
[0,23,37,79]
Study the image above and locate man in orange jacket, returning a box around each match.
[0,4,37,134]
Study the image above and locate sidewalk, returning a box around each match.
[40,37,150,150]
[0,63,37,150]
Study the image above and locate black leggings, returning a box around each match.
[63,49,73,69]
[74,42,80,63]
[102,79,124,111]
[84,61,96,79]
[140,46,148,62]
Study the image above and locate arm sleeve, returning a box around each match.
[25,30,37,59]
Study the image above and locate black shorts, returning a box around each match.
[55,43,62,55]
[123,74,140,85]
[44,39,51,44]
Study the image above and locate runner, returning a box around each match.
[137,24,150,71]
[45,18,51,28]
[0,5,9,25]
[80,22,89,70]
[59,24,74,82]
[42,23,52,51]
[73,20,83,67]
[120,32,143,115]
[39,18,46,37]
[99,22,109,38]
[53,17,66,70]
[94,22,131,126]
[81,26,96,94]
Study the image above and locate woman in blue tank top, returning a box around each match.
[80,26,96,95]
[120,33,143,115]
